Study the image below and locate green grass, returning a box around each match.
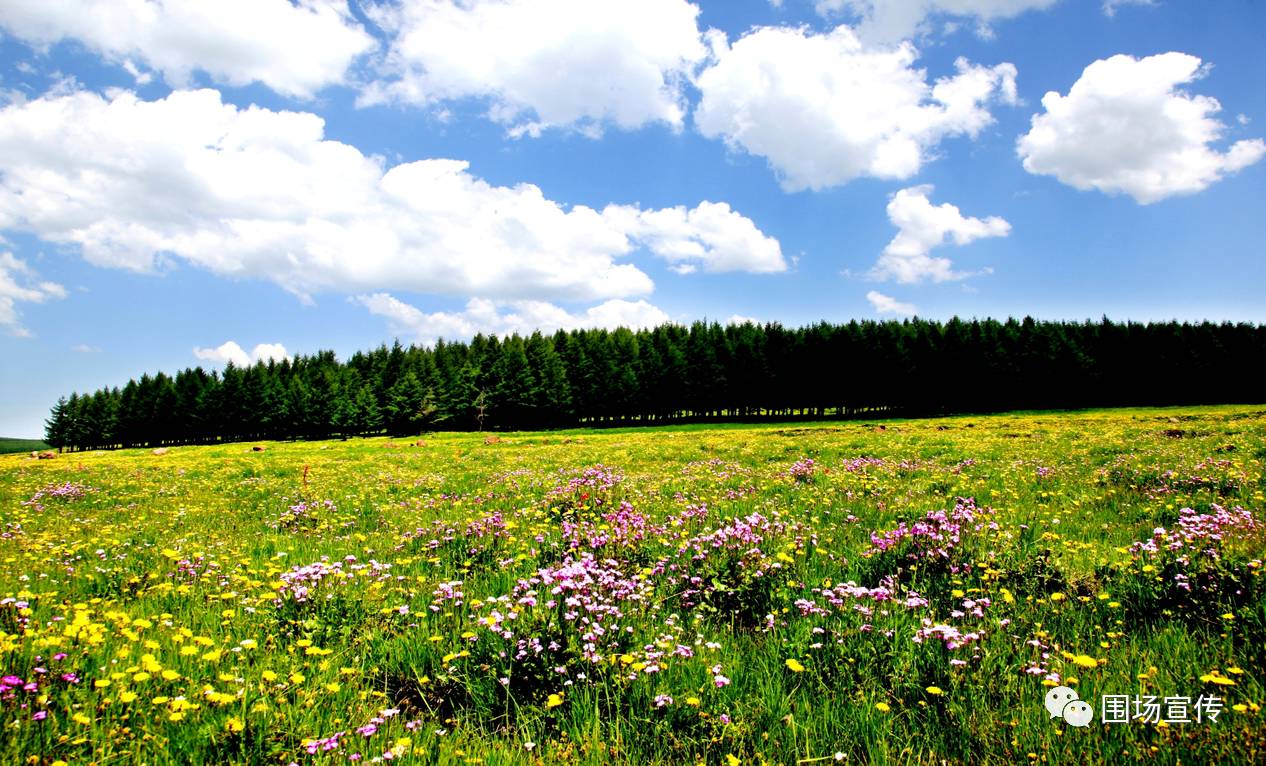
[1,405,1264,765]
[0,437,49,455]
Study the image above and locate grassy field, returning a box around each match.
[1,406,1264,765]
[0,438,49,455]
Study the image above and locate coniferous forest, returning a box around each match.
[43,317,1266,451]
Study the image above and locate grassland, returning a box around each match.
[0,438,49,455]
[1,406,1264,765]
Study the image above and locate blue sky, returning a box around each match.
[1,0,1263,437]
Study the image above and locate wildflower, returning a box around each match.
[785,659,805,673]
[1072,655,1099,669]
[546,692,564,708]
[926,686,944,696]
[875,702,891,712]
[226,717,245,733]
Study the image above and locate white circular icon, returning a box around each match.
[1063,699,1094,727]
[1044,686,1079,718]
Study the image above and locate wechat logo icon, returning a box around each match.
[1045,686,1094,728]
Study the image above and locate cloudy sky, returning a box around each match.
[1,0,1263,436]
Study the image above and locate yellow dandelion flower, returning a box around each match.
[785,659,805,673]
[1072,655,1099,669]
[926,686,944,696]
[875,702,891,712]
[546,692,565,709]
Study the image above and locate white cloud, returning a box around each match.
[1102,0,1154,17]
[355,293,671,345]
[1017,52,1265,204]
[694,25,1017,191]
[865,290,917,316]
[0,0,374,98]
[726,314,761,325]
[813,1,1058,43]
[867,186,1009,283]
[71,343,100,352]
[0,251,66,336]
[0,88,781,303]
[603,201,785,274]
[361,0,708,136]
[193,341,289,368]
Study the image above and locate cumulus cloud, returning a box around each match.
[1017,53,1264,204]
[193,341,289,368]
[603,201,785,274]
[0,88,781,303]
[694,25,1017,191]
[0,0,374,98]
[865,290,917,316]
[867,186,1009,283]
[0,251,66,336]
[361,0,708,136]
[355,293,671,345]
[813,0,1058,42]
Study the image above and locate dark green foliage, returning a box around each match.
[44,317,1266,450]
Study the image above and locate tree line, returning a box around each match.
[43,317,1266,451]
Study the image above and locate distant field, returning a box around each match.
[0,437,48,455]
[1,405,1264,764]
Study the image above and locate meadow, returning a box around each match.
[1,406,1264,765]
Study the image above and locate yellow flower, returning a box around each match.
[93,679,111,688]
[133,672,151,682]
[1199,672,1236,687]
[161,669,180,681]
[546,692,565,709]
[262,670,278,683]
[119,691,138,703]
[875,702,891,712]
[926,686,944,696]
[201,649,222,662]
[726,755,740,766]
[1072,655,1099,669]
[324,682,341,693]
[73,712,92,725]
[785,659,805,673]
[225,717,245,733]
[289,673,305,685]
[685,697,701,707]
[169,711,185,722]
